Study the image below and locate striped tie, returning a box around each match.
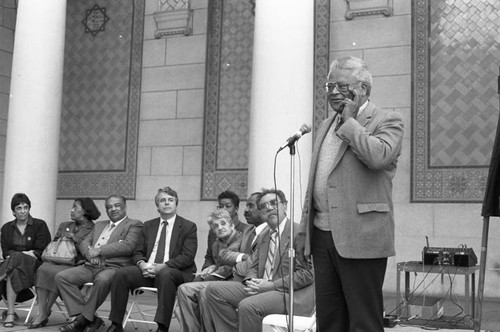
[263,230,278,280]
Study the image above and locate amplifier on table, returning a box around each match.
[422,246,477,267]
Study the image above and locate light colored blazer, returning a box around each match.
[248,218,315,316]
[79,217,143,268]
[300,102,404,259]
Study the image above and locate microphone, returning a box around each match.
[277,123,312,152]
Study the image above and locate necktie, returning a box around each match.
[263,230,278,280]
[154,221,168,263]
[248,229,257,253]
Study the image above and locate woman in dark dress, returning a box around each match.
[28,197,100,329]
[0,193,51,328]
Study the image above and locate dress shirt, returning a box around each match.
[94,216,126,248]
[148,215,176,264]
[235,222,269,263]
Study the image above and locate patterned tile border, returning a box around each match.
[411,0,494,202]
[201,0,330,200]
[57,0,144,199]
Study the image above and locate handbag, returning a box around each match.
[41,237,77,265]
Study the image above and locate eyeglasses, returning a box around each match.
[259,199,281,210]
[324,81,358,94]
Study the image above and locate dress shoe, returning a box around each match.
[83,316,105,332]
[105,323,124,332]
[59,320,85,332]
[28,317,49,329]
[156,324,168,332]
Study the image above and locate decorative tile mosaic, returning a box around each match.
[216,1,254,170]
[201,0,330,200]
[411,0,500,202]
[57,0,144,199]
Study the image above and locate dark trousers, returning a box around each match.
[312,227,387,332]
[108,265,186,329]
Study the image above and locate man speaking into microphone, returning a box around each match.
[296,56,404,331]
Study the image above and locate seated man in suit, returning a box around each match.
[55,195,143,332]
[202,190,252,276]
[204,189,315,332]
[105,186,198,332]
[177,209,242,332]
[231,191,268,280]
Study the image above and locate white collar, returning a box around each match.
[110,216,127,227]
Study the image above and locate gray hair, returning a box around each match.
[155,186,179,207]
[207,209,233,227]
[328,56,372,95]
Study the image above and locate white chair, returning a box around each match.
[81,282,94,301]
[262,311,316,332]
[59,282,96,323]
[0,286,68,324]
[0,287,38,324]
[123,287,180,331]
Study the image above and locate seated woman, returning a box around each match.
[0,193,51,328]
[28,197,100,329]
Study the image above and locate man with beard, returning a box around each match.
[204,189,314,332]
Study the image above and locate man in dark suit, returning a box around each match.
[239,192,266,257]
[105,186,197,332]
[55,195,143,332]
[204,189,315,332]
[296,56,404,331]
[230,191,268,281]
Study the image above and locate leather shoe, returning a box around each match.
[105,323,124,332]
[28,317,49,329]
[83,316,105,332]
[59,320,85,332]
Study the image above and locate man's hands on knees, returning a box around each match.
[138,261,166,278]
[242,278,275,295]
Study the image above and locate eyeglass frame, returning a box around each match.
[259,199,282,210]
[324,81,360,94]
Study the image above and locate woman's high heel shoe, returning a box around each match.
[27,317,49,329]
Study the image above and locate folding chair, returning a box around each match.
[262,311,316,332]
[80,282,106,318]
[0,286,68,324]
[81,282,94,301]
[123,287,180,331]
[0,287,37,324]
[55,282,96,324]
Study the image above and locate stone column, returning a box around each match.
[247,0,314,222]
[1,0,67,231]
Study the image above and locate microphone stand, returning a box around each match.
[286,143,296,332]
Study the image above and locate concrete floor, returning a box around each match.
[0,293,498,331]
